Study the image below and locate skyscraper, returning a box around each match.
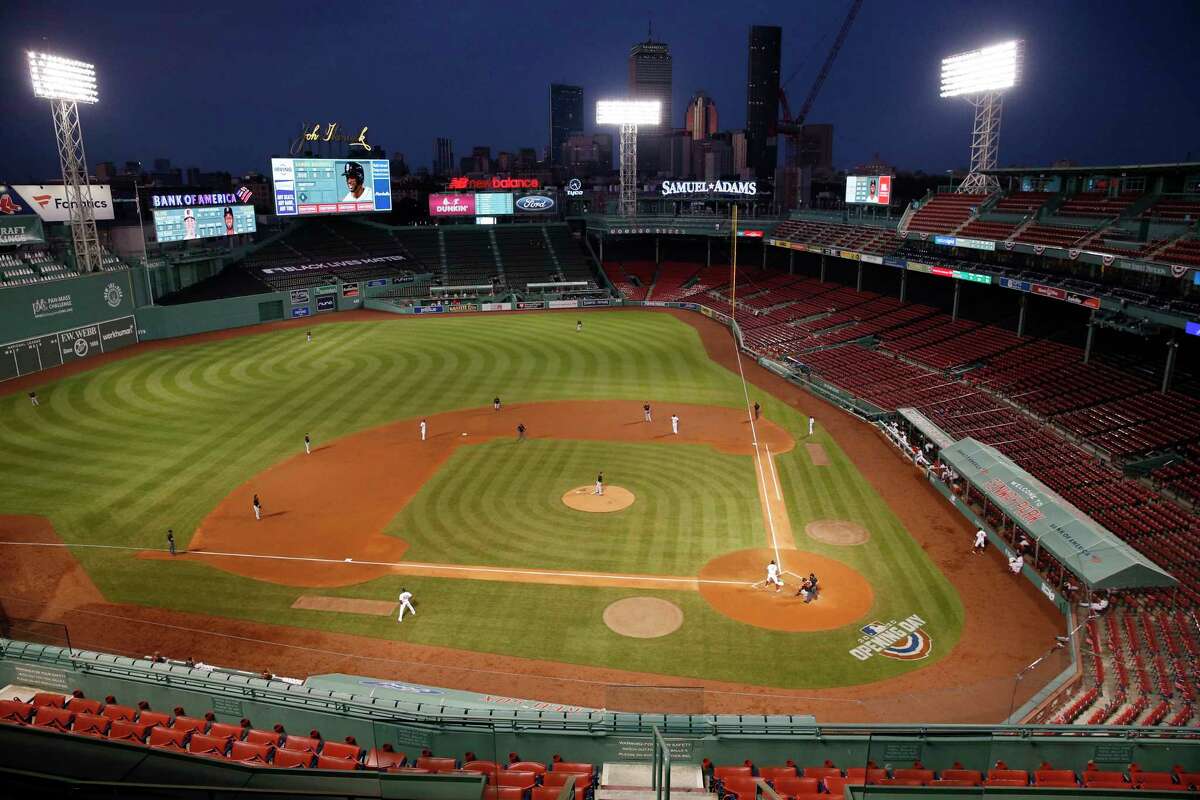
[684,91,719,141]
[433,138,454,176]
[746,25,782,179]
[549,84,584,167]
[629,37,672,173]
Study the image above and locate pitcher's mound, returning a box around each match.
[603,597,683,638]
[806,519,871,546]
[562,485,635,513]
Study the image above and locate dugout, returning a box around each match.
[939,438,1178,600]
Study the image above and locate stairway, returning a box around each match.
[597,763,710,800]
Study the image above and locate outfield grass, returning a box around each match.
[0,311,963,688]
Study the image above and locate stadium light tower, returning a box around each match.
[596,100,660,217]
[940,40,1022,194]
[28,51,103,272]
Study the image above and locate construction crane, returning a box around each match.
[776,0,863,166]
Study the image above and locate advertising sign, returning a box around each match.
[271,158,392,216]
[414,305,444,314]
[428,194,476,217]
[475,193,514,215]
[581,298,611,306]
[515,195,556,212]
[1186,321,1199,336]
[1,315,136,383]
[341,282,360,298]
[315,294,336,312]
[934,234,996,252]
[449,176,539,190]
[366,278,389,287]
[10,184,116,222]
[0,215,45,245]
[516,301,545,310]
[291,306,311,318]
[845,175,891,205]
[289,289,310,304]
[660,180,757,197]
[883,257,907,269]
[154,205,255,243]
[861,254,884,264]
[256,253,407,277]
[482,302,512,312]
[548,300,578,309]
[737,229,764,238]
[565,178,583,197]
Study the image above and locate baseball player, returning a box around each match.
[166,529,176,557]
[420,419,427,441]
[517,423,526,441]
[29,391,39,407]
[252,494,262,521]
[764,559,783,592]
[594,471,604,496]
[753,401,761,420]
[1008,554,1024,575]
[670,414,680,435]
[808,416,816,436]
[304,434,311,455]
[576,319,583,332]
[643,402,652,422]
[973,529,987,554]
[396,588,416,622]
[306,331,312,344]
[493,396,501,411]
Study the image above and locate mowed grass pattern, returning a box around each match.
[0,310,963,688]
[394,439,765,574]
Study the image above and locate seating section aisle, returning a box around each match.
[603,261,655,300]
[905,194,986,235]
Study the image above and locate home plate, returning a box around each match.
[344,558,353,562]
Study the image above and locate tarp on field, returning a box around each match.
[939,438,1178,590]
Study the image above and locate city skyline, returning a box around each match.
[2,0,1199,182]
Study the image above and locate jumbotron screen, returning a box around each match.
[845,175,891,205]
[271,158,392,216]
[153,205,256,243]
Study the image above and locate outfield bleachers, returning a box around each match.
[905,193,986,235]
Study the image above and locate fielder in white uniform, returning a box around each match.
[765,560,783,591]
[420,419,427,441]
[643,403,652,422]
[304,434,311,455]
[808,416,815,436]
[397,589,416,622]
[252,494,262,521]
[973,529,986,554]
[671,414,680,435]
[593,471,604,496]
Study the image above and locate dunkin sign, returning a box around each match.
[428,194,476,217]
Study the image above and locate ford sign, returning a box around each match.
[516,195,555,212]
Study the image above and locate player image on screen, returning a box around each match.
[183,210,198,240]
[342,162,373,203]
[869,179,877,201]
[223,207,235,236]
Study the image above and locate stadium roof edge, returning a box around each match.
[984,161,1200,177]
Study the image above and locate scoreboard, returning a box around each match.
[271,158,392,216]
[845,175,891,205]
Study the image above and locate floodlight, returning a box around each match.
[596,100,661,126]
[28,52,99,104]
[940,40,1020,98]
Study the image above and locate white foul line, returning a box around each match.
[0,541,752,588]
[765,444,783,501]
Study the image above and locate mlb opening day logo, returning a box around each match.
[849,614,932,661]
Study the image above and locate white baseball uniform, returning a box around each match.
[808,417,815,436]
[974,530,986,550]
[1009,555,1023,575]
[397,591,416,622]
[671,415,679,435]
[304,436,311,455]
[766,562,783,590]
[420,420,427,441]
[253,500,261,520]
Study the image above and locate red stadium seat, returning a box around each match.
[386,767,432,774]
[930,779,977,787]
[801,766,841,780]
[148,726,190,751]
[772,776,818,798]
[244,728,282,747]
[760,766,798,782]
[0,700,34,725]
[543,771,588,788]
[30,692,66,709]
[714,765,753,782]
[1177,772,1200,790]
[365,746,407,769]
[416,755,458,772]
[321,741,363,761]
[939,769,981,784]
[317,754,362,770]
[283,733,320,753]
[272,748,314,768]
[532,787,562,800]
[987,769,1028,784]
[188,733,230,758]
[984,778,1028,787]
[172,715,208,735]
[230,740,274,764]
[99,704,136,722]
[483,788,524,800]
[71,713,111,737]
[137,710,171,728]
[846,767,888,784]
[1034,769,1077,786]
[892,768,933,784]
[823,777,864,795]
[509,761,547,774]
[1134,772,1180,790]
[67,697,102,715]
[207,722,245,741]
[106,719,152,744]
[497,770,537,790]
[553,761,595,780]
[32,706,74,733]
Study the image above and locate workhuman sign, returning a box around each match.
[660,180,757,197]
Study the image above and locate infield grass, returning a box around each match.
[0,310,963,688]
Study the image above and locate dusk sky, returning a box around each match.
[2,0,1198,182]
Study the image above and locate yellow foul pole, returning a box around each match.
[730,204,738,321]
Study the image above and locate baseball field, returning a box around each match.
[0,307,1067,719]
